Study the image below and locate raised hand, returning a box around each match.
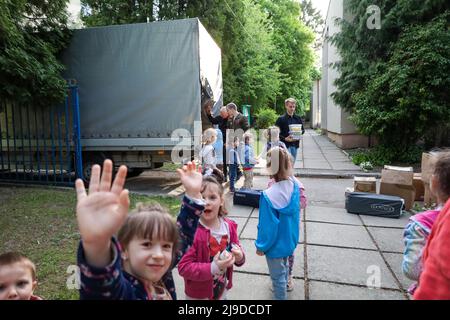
[176,161,203,199]
[75,160,129,267]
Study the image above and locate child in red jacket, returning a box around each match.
[414,151,450,299]
[178,176,245,300]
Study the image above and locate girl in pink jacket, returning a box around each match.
[178,176,246,300]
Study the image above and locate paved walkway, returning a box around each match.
[170,130,413,300]
[171,176,413,300]
[254,129,379,178]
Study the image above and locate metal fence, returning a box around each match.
[0,84,83,186]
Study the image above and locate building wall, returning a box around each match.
[311,80,320,128]
[317,0,369,148]
[321,0,343,134]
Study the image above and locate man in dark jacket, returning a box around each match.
[275,98,305,162]
[226,102,249,132]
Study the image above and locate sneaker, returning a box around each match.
[269,281,293,292]
[287,276,294,292]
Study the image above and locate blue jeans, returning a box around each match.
[229,164,238,191]
[266,257,289,300]
[288,146,298,162]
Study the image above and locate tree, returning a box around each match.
[0,0,72,107]
[260,0,315,114]
[351,13,450,148]
[299,0,325,50]
[225,0,281,110]
[81,0,155,25]
[330,0,450,150]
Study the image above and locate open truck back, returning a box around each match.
[62,18,223,177]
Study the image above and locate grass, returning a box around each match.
[158,162,182,172]
[0,186,181,300]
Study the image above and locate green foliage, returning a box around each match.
[260,0,315,114]
[310,67,321,81]
[359,161,374,172]
[350,12,450,147]
[0,0,72,107]
[350,145,424,167]
[299,0,325,50]
[255,107,278,129]
[228,0,281,110]
[331,1,450,151]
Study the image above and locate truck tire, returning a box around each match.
[127,168,144,178]
[153,162,164,169]
[82,152,107,184]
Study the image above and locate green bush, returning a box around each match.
[350,145,423,167]
[332,4,450,151]
[255,107,278,129]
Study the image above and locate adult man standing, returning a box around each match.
[275,98,305,162]
[226,102,249,132]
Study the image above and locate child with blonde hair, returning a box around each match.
[76,160,206,300]
[200,128,224,183]
[178,176,245,300]
[263,126,287,154]
[255,147,301,300]
[200,128,218,175]
[0,252,42,300]
[266,151,306,292]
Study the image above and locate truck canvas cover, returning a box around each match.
[61,18,222,149]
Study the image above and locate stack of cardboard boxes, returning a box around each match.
[351,152,437,211]
[379,166,415,211]
[421,152,438,206]
[353,177,377,193]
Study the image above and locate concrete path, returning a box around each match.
[254,129,379,178]
[171,175,413,300]
[168,131,414,300]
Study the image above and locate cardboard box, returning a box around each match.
[424,182,437,207]
[354,176,377,193]
[381,166,413,186]
[413,173,425,201]
[421,152,437,183]
[380,182,415,211]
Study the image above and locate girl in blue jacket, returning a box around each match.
[255,147,300,300]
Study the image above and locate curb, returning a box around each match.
[252,169,381,179]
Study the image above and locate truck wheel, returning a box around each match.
[82,153,107,184]
[153,162,164,169]
[127,168,144,178]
